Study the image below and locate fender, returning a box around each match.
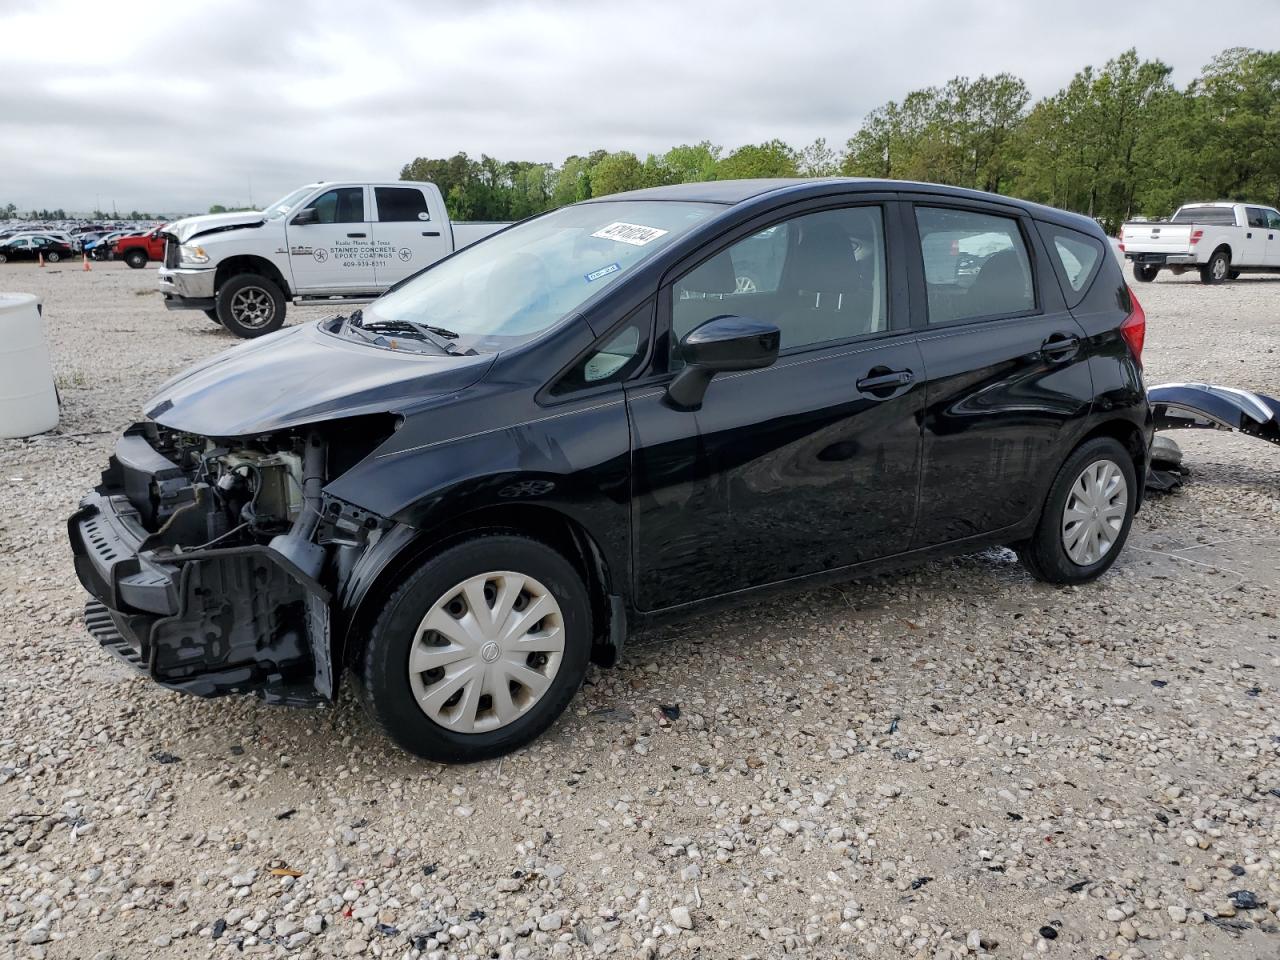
[1149,382,1280,446]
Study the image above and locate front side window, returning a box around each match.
[1267,209,1280,229]
[375,187,431,223]
[358,200,717,354]
[671,205,887,356]
[301,188,365,225]
[915,207,1034,324]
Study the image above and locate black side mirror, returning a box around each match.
[292,207,318,226]
[665,315,780,411]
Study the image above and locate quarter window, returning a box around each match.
[550,308,650,396]
[671,205,887,356]
[915,207,1034,324]
[375,187,431,222]
[1039,223,1104,305]
[302,187,365,225]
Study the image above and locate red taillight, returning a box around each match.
[1120,287,1146,366]
[1117,241,1125,252]
[1189,229,1204,245]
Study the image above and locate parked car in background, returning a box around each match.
[1122,202,1280,283]
[157,181,509,337]
[0,235,76,263]
[115,226,168,269]
[85,230,135,260]
[70,178,1151,761]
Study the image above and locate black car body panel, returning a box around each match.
[1149,382,1280,446]
[69,178,1153,705]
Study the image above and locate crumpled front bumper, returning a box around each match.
[68,431,334,706]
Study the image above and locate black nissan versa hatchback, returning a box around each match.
[69,179,1152,762]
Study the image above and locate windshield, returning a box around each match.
[262,186,316,220]
[358,200,719,353]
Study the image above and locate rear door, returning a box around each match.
[627,197,926,611]
[371,185,452,286]
[1265,208,1280,266]
[285,186,375,293]
[904,198,1094,548]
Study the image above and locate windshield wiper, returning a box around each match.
[349,309,473,356]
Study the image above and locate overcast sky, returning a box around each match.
[3,0,1278,214]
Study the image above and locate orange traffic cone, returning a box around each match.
[82,253,91,272]
[38,252,44,268]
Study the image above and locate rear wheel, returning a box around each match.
[1018,437,1136,585]
[216,273,286,338]
[356,535,592,763]
[123,249,147,269]
[1133,263,1159,283]
[1200,249,1230,284]
[45,251,61,263]
[0,252,7,263]
[1228,270,1241,280]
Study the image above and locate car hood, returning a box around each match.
[163,211,267,243]
[145,321,495,436]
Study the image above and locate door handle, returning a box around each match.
[422,230,440,237]
[856,367,914,395]
[1040,333,1081,363]
[346,232,367,238]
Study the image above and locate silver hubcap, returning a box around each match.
[408,571,564,733]
[1061,459,1128,565]
[1213,257,1227,280]
[230,287,274,328]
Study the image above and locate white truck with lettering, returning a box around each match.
[1121,201,1280,285]
[158,181,509,338]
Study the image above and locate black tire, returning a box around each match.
[203,309,222,324]
[1017,437,1137,585]
[356,534,592,763]
[0,252,8,264]
[123,249,147,269]
[45,251,61,263]
[215,273,286,338]
[1229,270,1241,280]
[1199,249,1230,284]
[1133,263,1159,283]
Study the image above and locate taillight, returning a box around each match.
[1120,287,1146,366]
[1117,241,1125,252]
[1189,229,1203,245]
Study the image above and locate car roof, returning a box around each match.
[593,177,1101,233]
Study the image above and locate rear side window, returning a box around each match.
[1038,223,1105,307]
[914,207,1034,324]
[1247,207,1269,228]
[376,187,431,223]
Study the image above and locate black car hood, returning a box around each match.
[145,321,494,436]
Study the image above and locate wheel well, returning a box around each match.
[215,255,290,297]
[1210,243,1232,263]
[343,505,619,673]
[1077,419,1147,506]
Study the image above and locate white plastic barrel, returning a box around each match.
[0,293,59,439]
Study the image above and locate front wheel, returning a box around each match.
[123,249,147,269]
[1017,437,1136,585]
[1200,250,1230,284]
[1133,263,1159,283]
[215,273,286,338]
[357,535,592,763]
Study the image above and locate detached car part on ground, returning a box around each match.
[71,178,1155,763]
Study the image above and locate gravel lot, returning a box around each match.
[1,262,1278,960]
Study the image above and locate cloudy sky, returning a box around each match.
[3,0,1278,214]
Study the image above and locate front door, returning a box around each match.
[627,200,925,611]
[286,186,376,293]
[371,185,452,286]
[906,201,1094,547]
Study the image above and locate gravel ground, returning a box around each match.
[1,262,1278,960]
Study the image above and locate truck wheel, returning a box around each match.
[355,534,592,763]
[1200,250,1230,284]
[1133,264,1159,283]
[1228,270,1241,280]
[124,249,147,269]
[216,273,286,338]
[203,309,222,325]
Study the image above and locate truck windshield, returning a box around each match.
[358,200,719,353]
[262,186,316,220]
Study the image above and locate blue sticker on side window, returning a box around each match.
[585,263,620,282]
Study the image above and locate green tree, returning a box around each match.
[662,141,722,182]
[798,138,839,177]
[589,151,646,197]
[716,139,799,179]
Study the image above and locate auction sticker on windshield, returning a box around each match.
[585,263,620,282]
[591,222,669,246]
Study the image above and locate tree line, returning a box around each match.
[401,46,1280,233]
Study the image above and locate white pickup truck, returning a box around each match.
[1121,201,1280,285]
[158,181,508,337]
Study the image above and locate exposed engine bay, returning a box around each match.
[69,418,395,705]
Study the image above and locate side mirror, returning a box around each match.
[292,207,318,226]
[665,315,780,411]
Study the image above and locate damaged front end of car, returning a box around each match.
[68,416,396,706]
